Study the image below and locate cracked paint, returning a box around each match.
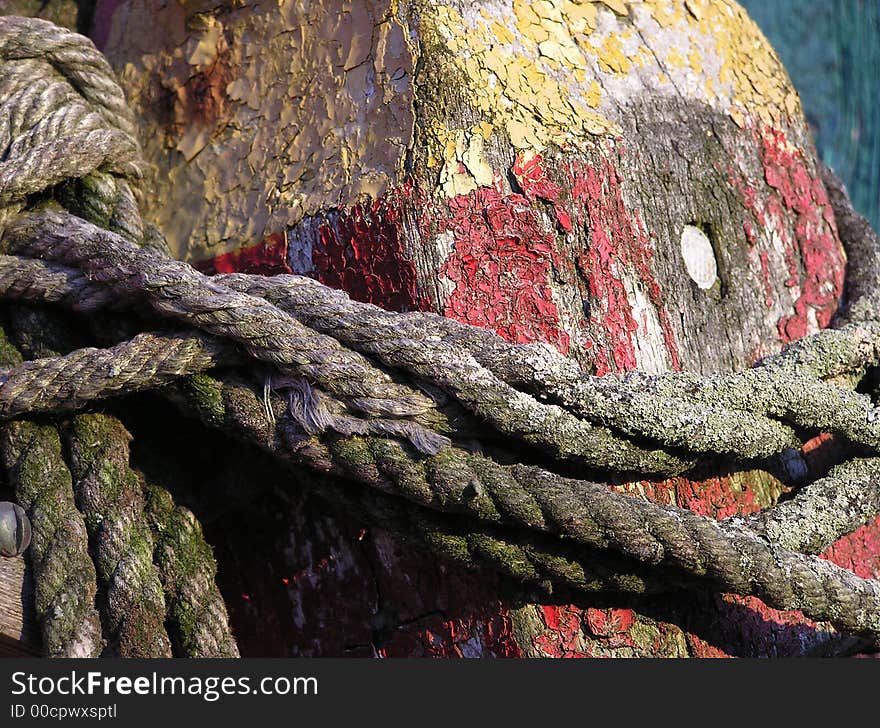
[725,125,845,344]
[567,155,681,374]
[310,193,425,312]
[433,181,572,353]
[99,0,415,261]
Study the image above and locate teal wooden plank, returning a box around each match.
[741,0,880,230]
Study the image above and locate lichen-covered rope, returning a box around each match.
[160,370,880,638]
[1,303,239,656]
[7,215,445,423]
[0,419,104,657]
[0,330,239,419]
[736,457,880,555]
[0,17,237,658]
[62,414,174,658]
[0,251,692,472]
[4,235,880,464]
[143,483,240,658]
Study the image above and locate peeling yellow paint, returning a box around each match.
[187,17,223,67]
[105,0,415,260]
[599,0,628,15]
[416,0,800,175]
[640,0,802,128]
[421,0,624,161]
[99,0,805,258]
[593,30,633,74]
[462,133,495,187]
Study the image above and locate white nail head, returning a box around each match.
[680,224,717,290]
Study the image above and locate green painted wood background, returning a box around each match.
[742,0,880,229]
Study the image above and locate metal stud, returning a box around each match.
[0,501,31,557]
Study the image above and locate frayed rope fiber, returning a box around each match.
[3,16,880,651]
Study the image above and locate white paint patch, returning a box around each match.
[680,224,717,289]
[626,277,674,374]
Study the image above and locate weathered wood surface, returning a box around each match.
[0,481,38,656]
[0,0,875,657]
[0,555,38,656]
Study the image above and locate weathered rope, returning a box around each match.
[2,14,880,648]
[157,370,880,638]
[2,302,238,656]
[143,482,240,658]
[0,17,238,657]
[0,329,238,419]
[738,457,880,554]
[62,414,174,658]
[0,319,103,656]
[4,225,880,465]
[0,419,104,657]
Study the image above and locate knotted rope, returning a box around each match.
[3,16,880,654]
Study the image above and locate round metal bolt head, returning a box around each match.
[0,501,31,557]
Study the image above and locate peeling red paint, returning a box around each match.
[727,126,845,344]
[510,151,572,232]
[533,605,585,657]
[512,151,562,203]
[621,474,760,520]
[434,181,571,354]
[198,232,291,275]
[585,607,635,637]
[822,517,880,581]
[311,197,424,312]
[566,156,681,374]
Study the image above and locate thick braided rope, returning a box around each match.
[290,464,689,597]
[2,304,240,657]
[157,370,880,638]
[738,457,880,555]
[0,330,239,419]
[0,419,104,657]
[4,236,880,464]
[0,19,236,656]
[6,211,695,473]
[0,17,137,141]
[4,214,880,468]
[0,322,103,657]
[0,254,693,472]
[0,17,144,245]
[0,151,876,628]
[144,483,240,658]
[62,414,173,658]
[6,215,443,422]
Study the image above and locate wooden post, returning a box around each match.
[0,0,873,657]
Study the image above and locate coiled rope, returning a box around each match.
[2,16,880,654]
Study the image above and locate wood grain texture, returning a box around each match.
[0,555,38,655]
